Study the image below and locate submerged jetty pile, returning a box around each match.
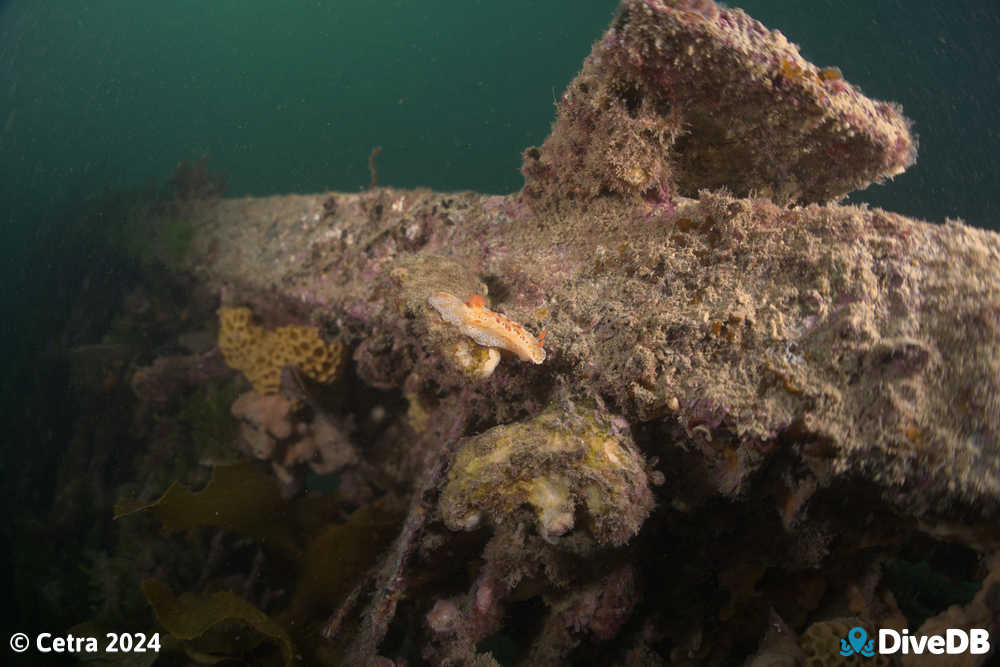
[121,1,999,664]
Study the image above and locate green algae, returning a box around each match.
[116,461,402,665]
[114,462,298,555]
[143,579,294,666]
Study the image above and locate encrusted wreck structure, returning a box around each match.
[123,1,1000,664]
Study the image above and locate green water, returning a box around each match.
[1,1,997,229]
[0,1,613,203]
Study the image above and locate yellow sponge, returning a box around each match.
[217,306,344,395]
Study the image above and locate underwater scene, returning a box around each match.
[2,1,999,665]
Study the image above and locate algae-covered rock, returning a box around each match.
[439,402,654,546]
[799,618,891,667]
[522,0,914,208]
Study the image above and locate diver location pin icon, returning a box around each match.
[848,627,868,654]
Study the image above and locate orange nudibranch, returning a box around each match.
[428,292,546,364]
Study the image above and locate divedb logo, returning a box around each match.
[840,625,991,657]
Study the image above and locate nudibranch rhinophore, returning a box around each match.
[428,292,546,364]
